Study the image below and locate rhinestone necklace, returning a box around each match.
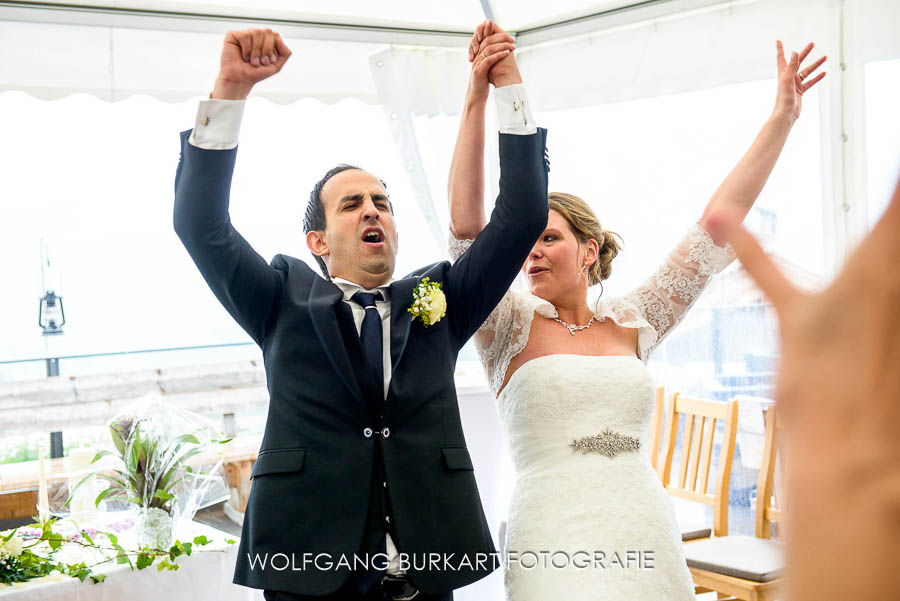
[554,315,595,336]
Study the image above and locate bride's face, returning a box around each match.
[522,209,590,300]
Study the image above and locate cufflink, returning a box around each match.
[199,115,210,126]
[513,101,521,111]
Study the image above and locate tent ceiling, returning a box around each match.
[7,0,657,34]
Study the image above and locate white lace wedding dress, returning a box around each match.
[450,225,735,600]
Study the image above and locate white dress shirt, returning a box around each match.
[186,81,538,577]
[188,83,537,149]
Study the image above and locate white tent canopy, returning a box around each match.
[3,0,899,274]
[3,0,900,376]
[3,0,899,247]
[3,0,899,108]
[2,0,667,36]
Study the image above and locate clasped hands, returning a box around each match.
[465,20,523,104]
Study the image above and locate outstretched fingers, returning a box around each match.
[733,223,802,312]
[799,54,827,91]
[797,41,815,65]
[788,50,800,76]
[800,55,827,79]
[850,175,900,273]
[800,71,826,92]
[705,210,801,313]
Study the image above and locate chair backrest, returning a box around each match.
[648,386,665,471]
[755,403,784,539]
[658,393,738,537]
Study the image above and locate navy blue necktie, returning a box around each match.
[350,289,387,592]
[350,291,384,393]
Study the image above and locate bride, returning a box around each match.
[450,21,826,600]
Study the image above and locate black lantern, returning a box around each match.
[39,290,65,335]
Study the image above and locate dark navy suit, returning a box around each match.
[173,127,549,596]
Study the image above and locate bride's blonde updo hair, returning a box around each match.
[548,192,623,287]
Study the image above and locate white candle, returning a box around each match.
[68,447,94,472]
[68,447,96,520]
[38,440,50,523]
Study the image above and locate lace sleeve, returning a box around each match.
[449,233,535,396]
[624,224,736,357]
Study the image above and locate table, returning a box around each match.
[0,512,263,600]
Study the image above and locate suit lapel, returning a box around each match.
[307,275,366,408]
[388,275,420,374]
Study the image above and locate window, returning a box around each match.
[0,91,440,380]
[864,58,900,228]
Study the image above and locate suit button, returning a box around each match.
[383,481,387,488]
[385,516,391,524]
[381,427,391,439]
[363,427,373,438]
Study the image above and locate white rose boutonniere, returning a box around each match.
[408,277,447,327]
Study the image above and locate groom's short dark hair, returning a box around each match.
[304,164,391,279]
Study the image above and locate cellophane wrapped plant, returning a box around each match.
[70,392,231,550]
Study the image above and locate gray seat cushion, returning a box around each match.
[683,536,784,582]
[682,526,712,541]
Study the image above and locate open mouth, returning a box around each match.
[361,227,385,247]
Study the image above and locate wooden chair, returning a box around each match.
[648,386,665,472]
[658,393,739,541]
[684,404,785,601]
[223,452,257,513]
[754,404,783,539]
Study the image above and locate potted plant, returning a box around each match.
[89,415,207,550]
[64,395,232,551]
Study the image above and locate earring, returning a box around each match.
[580,264,588,273]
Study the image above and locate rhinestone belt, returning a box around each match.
[570,428,641,458]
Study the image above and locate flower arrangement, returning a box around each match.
[1,394,235,588]
[96,415,224,511]
[0,517,234,587]
[67,402,231,550]
[407,277,447,326]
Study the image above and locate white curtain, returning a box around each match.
[518,0,831,110]
[0,20,385,103]
[368,47,470,250]
[7,0,900,257]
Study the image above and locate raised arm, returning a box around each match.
[623,41,826,355]
[448,21,522,239]
[444,22,548,347]
[705,176,900,601]
[173,29,292,346]
[698,40,826,244]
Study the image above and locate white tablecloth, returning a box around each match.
[0,514,264,601]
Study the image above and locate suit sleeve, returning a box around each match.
[173,129,283,346]
[444,128,549,347]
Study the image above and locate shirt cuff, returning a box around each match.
[493,83,537,135]
[188,98,246,150]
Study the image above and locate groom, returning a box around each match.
[174,28,547,600]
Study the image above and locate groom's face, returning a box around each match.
[315,169,399,284]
